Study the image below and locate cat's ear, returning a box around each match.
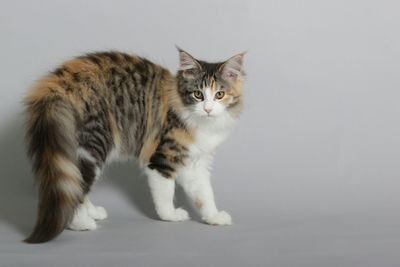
[176,46,202,78]
[219,52,246,82]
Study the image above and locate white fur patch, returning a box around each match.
[85,198,108,220]
[77,147,97,163]
[146,168,190,222]
[203,88,214,113]
[77,147,102,180]
[68,207,97,231]
[204,210,232,226]
[68,198,107,231]
[176,109,236,226]
[177,155,218,219]
[184,112,235,158]
[94,167,102,180]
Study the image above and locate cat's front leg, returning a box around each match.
[145,168,189,222]
[177,156,232,226]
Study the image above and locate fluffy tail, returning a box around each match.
[24,90,82,243]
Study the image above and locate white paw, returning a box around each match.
[158,207,190,222]
[204,210,232,226]
[68,210,97,231]
[88,205,108,221]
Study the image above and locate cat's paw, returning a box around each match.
[204,210,232,226]
[88,205,108,221]
[158,208,190,222]
[68,212,97,231]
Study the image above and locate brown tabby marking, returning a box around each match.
[25,51,193,243]
[195,199,204,209]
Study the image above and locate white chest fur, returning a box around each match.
[188,114,236,159]
[191,127,229,156]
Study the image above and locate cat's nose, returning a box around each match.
[204,107,212,114]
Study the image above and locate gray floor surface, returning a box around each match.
[1,161,400,267]
[0,121,399,267]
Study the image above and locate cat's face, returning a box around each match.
[176,48,245,120]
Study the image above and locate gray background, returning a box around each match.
[1,0,400,266]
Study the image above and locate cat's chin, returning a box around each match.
[202,114,217,119]
[196,114,221,121]
[182,113,218,127]
[178,108,233,128]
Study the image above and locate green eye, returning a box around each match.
[193,90,203,100]
[215,91,225,100]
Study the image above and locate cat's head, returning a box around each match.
[176,47,246,122]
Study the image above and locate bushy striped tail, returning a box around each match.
[24,91,83,243]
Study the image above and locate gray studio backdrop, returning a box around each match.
[1,1,400,266]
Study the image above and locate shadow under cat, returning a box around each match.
[0,115,36,236]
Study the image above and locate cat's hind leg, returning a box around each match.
[86,198,108,221]
[68,148,107,231]
[68,197,108,231]
[68,199,97,231]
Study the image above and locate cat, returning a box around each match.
[24,47,246,243]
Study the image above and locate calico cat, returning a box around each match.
[24,47,246,243]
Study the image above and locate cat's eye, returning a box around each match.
[215,91,225,100]
[193,90,204,100]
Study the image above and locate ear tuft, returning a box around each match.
[220,52,246,82]
[176,46,201,78]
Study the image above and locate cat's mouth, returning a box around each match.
[202,113,216,119]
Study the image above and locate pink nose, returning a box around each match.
[204,107,212,114]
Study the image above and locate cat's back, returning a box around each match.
[26,51,172,117]
[55,51,160,85]
[25,51,179,161]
